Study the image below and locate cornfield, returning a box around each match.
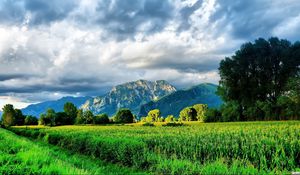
[10,121,300,174]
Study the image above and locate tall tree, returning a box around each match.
[75,109,84,124]
[2,104,16,127]
[14,109,25,126]
[63,102,77,124]
[39,108,56,126]
[83,110,94,124]
[218,37,300,120]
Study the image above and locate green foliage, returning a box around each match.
[114,109,134,123]
[218,37,300,120]
[83,110,94,124]
[193,104,208,121]
[162,122,184,127]
[203,108,221,122]
[140,117,147,122]
[39,108,56,126]
[147,109,161,122]
[14,109,25,126]
[75,109,84,124]
[55,112,68,126]
[24,115,38,125]
[179,107,197,121]
[142,122,155,127]
[63,102,77,124]
[220,101,241,122]
[94,114,110,124]
[2,104,16,127]
[165,115,175,122]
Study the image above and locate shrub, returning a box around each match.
[142,122,155,127]
[162,122,184,127]
[24,115,38,125]
[165,115,175,122]
[94,114,110,124]
[114,109,134,123]
[203,108,221,122]
[147,109,161,122]
[179,107,197,121]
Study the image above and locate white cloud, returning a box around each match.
[0,0,299,107]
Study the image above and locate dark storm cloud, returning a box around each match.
[24,0,77,25]
[0,0,76,25]
[210,0,300,40]
[94,0,174,39]
[0,74,27,81]
[0,83,101,94]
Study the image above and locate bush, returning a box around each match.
[162,122,184,127]
[24,116,38,125]
[94,114,110,124]
[165,115,175,122]
[114,109,134,123]
[142,122,155,127]
[203,108,221,122]
[147,109,161,122]
[179,107,197,121]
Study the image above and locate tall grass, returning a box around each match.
[0,128,146,174]
[10,121,300,174]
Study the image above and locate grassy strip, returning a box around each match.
[0,128,146,174]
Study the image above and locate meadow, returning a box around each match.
[8,121,300,174]
[0,128,145,174]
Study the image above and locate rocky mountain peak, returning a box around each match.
[81,80,176,116]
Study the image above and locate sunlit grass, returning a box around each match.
[9,121,300,174]
[0,128,146,174]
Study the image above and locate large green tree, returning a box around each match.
[2,104,16,127]
[14,109,25,126]
[218,37,300,120]
[83,110,94,124]
[63,102,77,124]
[94,114,110,124]
[114,109,134,123]
[24,115,38,125]
[39,108,56,126]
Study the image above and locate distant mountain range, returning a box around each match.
[19,80,223,118]
[138,83,223,118]
[22,96,91,117]
[81,80,177,116]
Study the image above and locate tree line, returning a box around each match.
[1,102,136,127]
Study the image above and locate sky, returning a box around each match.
[0,0,300,109]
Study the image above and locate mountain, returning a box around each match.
[81,80,177,116]
[138,83,223,118]
[22,96,91,117]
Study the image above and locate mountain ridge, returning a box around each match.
[138,83,223,118]
[81,80,177,116]
[22,96,91,117]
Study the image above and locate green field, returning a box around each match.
[0,128,144,174]
[5,121,300,174]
